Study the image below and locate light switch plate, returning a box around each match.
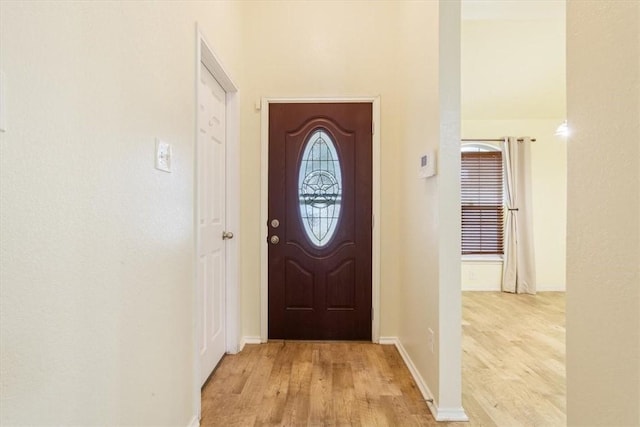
[419,150,437,179]
[155,138,172,173]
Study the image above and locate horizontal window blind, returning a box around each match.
[461,151,504,255]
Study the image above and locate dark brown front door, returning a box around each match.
[268,103,372,340]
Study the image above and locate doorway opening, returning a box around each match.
[459,1,567,424]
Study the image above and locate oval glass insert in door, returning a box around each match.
[298,129,342,248]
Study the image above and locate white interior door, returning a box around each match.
[198,62,227,386]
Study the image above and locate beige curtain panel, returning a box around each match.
[502,136,536,294]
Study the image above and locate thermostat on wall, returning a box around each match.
[419,150,437,179]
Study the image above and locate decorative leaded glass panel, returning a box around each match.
[298,129,342,247]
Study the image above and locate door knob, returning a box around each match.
[222,231,234,240]
[270,235,280,245]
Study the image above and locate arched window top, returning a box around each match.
[461,142,501,153]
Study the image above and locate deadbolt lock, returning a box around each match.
[270,219,280,228]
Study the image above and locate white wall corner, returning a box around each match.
[438,0,465,420]
[381,337,469,422]
[239,336,262,352]
[187,415,200,427]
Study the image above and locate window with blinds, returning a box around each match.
[461,150,504,255]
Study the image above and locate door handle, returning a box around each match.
[222,231,234,240]
[270,235,280,245]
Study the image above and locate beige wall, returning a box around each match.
[0,0,464,422]
[394,0,457,412]
[462,18,566,120]
[460,260,504,291]
[0,1,242,424]
[461,120,567,291]
[566,1,640,425]
[238,0,408,340]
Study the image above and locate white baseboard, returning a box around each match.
[379,337,437,413]
[461,284,501,291]
[239,336,262,351]
[379,337,469,422]
[536,284,566,292]
[462,286,567,292]
[187,415,199,427]
[436,407,470,422]
[378,336,399,346]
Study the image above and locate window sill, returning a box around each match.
[462,255,503,262]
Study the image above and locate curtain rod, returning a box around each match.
[461,138,536,142]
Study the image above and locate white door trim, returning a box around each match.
[194,24,240,420]
[259,97,381,343]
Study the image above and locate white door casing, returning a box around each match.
[194,28,239,422]
[198,62,227,386]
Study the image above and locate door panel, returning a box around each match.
[198,62,226,385]
[326,259,355,309]
[284,259,314,309]
[268,103,372,340]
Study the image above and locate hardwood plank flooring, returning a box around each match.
[201,292,565,426]
[201,341,451,426]
[461,292,566,427]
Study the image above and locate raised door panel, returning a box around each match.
[326,259,356,310]
[284,259,314,310]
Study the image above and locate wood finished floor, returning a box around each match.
[201,292,566,426]
[461,292,565,427]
